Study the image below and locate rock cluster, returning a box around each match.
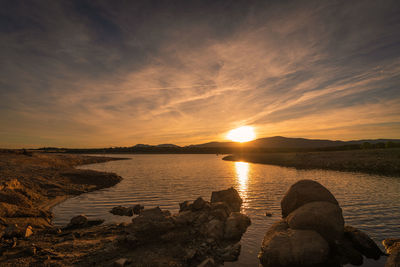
[116,188,251,266]
[259,179,384,267]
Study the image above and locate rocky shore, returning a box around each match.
[258,180,398,267]
[1,186,251,266]
[223,148,400,176]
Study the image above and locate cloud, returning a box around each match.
[1,0,399,147]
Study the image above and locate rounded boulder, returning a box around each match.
[286,201,344,243]
[281,179,339,218]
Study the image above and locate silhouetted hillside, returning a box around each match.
[35,137,400,154]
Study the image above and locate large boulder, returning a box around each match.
[286,201,344,243]
[259,220,330,267]
[281,180,339,217]
[224,212,251,241]
[211,187,242,212]
[344,225,384,260]
[260,180,384,267]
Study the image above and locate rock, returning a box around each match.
[69,214,88,226]
[114,258,130,267]
[184,248,197,260]
[335,238,364,266]
[179,201,191,212]
[173,210,197,225]
[4,224,20,238]
[383,238,400,254]
[0,217,7,226]
[210,207,229,221]
[259,222,330,267]
[110,206,134,216]
[139,207,170,218]
[206,219,225,240]
[344,225,384,260]
[192,197,207,210]
[211,187,242,212]
[132,204,144,214]
[197,257,216,267]
[131,207,175,239]
[24,225,33,238]
[210,202,231,220]
[86,219,104,227]
[280,179,339,217]
[25,246,37,256]
[224,212,251,240]
[220,243,241,262]
[286,201,344,243]
[385,242,400,267]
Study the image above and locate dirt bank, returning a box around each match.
[223,148,400,177]
[0,151,126,229]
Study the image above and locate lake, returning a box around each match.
[52,154,400,266]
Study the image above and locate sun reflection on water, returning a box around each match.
[234,161,249,206]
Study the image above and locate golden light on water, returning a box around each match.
[235,161,249,204]
[227,126,256,143]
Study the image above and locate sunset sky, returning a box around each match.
[1,0,400,148]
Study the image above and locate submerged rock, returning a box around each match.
[110,206,134,216]
[344,225,385,260]
[65,214,104,229]
[259,180,383,267]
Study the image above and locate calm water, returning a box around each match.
[52,154,400,266]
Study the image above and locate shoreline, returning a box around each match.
[222,148,400,177]
[0,152,252,266]
[0,151,129,229]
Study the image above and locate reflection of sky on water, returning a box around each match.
[234,161,249,208]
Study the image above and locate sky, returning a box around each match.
[1,0,400,148]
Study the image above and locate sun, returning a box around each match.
[227,126,256,143]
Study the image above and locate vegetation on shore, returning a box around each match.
[223,148,400,177]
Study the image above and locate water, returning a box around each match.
[52,154,400,266]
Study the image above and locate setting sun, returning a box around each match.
[227,126,256,143]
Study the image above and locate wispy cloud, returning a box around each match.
[1,0,399,147]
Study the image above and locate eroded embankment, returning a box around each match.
[0,151,125,229]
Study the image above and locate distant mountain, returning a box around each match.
[36,136,400,154]
[132,144,152,148]
[156,144,181,148]
[186,141,237,148]
[186,136,400,149]
[246,136,345,148]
